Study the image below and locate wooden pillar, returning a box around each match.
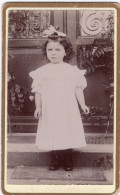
[76,10,81,38]
[76,10,83,68]
[63,10,67,34]
[50,10,54,26]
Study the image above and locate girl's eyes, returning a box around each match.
[47,48,61,51]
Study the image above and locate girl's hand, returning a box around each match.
[81,105,89,114]
[34,109,41,119]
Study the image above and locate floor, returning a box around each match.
[7,167,113,185]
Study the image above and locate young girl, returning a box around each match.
[29,26,89,171]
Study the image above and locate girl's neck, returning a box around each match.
[50,61,66,65]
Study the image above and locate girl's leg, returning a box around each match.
[49,150,61,171]
[63,149,73,171]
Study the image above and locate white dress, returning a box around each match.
[29,62,87,151]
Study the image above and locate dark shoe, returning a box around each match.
[63,149,73,171]
[49,152,61,171]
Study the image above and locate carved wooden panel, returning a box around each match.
[80,10,114,37]
[8,10,50,39]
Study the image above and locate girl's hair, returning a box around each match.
[42,34,74,62]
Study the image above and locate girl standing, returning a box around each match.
[29,26,89,171]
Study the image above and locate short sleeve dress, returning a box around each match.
[29,62,87,151]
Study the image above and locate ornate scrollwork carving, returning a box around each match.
[8,10,50,38]
[80,10,114,37]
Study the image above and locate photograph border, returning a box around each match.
[2,2,120,194]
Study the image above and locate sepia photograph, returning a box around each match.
[2,3,119,194]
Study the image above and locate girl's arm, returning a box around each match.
[34,93,42,119]
[75,88,89,114]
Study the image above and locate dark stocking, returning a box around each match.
[63,149,73,171]
[49,150,61,171]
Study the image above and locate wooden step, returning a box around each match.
[7,133,113,169]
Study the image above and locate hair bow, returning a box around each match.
[43,25,66,37]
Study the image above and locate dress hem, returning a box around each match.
[35,143,87,152]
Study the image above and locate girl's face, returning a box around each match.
[46,41,66,64]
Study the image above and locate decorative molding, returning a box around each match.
[8,10,50,39]
[8,38,47,48]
